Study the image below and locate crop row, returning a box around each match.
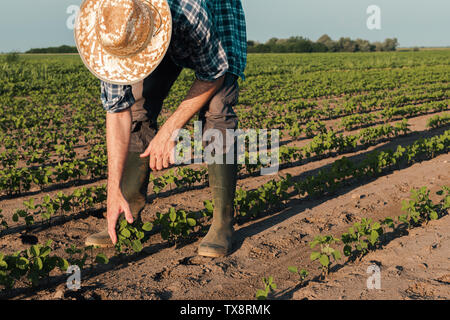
[239,97,448,136]
[426,113,450,129]
[0,150,107,196]
[239,64,449,104]
[289,185,449,285]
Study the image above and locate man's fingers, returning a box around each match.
[150,154,156,171]
[107,214,118,245]
[156,155,163,171]
[169,143,176,164]
[140,146,151,158]
[163,155,170,169]
[146,140,176,171]
[108,229,117,245]
[123,202,134,224]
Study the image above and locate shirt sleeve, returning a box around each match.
[181,0,229,81]
[100,81,135,113]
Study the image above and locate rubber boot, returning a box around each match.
[85,152,150,247]
[198,160,237,257]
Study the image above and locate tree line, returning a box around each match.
[23,35,399,54]
[26,45,78,54]
[247,35,399,53]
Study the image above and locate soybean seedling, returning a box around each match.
[401,186,438,227]
[341,218,383,261]
[288,266,309,285]
[255,276,277,300]
[0,210,8,231]
[309,235,341,280]
[115,217,153,254]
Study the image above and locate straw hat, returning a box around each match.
[75,0,172,85]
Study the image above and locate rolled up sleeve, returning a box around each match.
[100,81,135,113]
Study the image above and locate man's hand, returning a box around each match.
[140,76,225,171]
[107,189,134,245]
[140,127,177,171]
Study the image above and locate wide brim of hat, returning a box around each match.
[75,0,172,85]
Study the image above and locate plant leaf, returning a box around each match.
[288,266,298,274]
[319,254,329,267]
[186,218,196,227]
[120,228,131,238]
[256,290,267,300]
[131,240,143,253]
[310,251,320,261]
[95,253,109,264]
[142,222,153,231]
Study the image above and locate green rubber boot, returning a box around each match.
[85,152,150,247]
[198,160,237,257]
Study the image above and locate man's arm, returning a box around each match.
[140,76,225,171]
[106,109,134,244]
[103,76,223,244]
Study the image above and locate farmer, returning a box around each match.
[75,0,247,257]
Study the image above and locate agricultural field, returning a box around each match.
[0,50,449,300]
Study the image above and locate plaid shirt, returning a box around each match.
[101,0,247,113]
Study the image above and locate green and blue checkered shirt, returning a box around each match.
[101,0,247,113]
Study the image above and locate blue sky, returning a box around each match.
[0,0,449,52]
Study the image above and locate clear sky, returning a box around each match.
[0,0,449,52]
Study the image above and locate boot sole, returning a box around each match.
[84,240,114,248]
[197,248,231,258]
